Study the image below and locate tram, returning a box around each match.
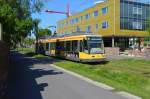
[37,32,106,62]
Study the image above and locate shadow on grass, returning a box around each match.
[25,52,36,57]
[23,51,109,66]
[87,61,109,65]
[66,59,109,65]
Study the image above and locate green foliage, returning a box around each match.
[23,38,35,46]
[32,19,41,36]
[31,0,44,13]
[0,0,43,47]
[39,28,52,37]
[32,18,40,53]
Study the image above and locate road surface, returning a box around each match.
[7,52,126,99]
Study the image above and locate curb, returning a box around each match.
[51,64,142,99]
[116,92,141,99]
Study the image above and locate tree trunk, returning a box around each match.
[35,25,39,54]
[35,35,39,54]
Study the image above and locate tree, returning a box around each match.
[33,19,41,53]
[0,0,43,48]
[39,28,52,37]
[32,19,52,53]
[23,38,35,47]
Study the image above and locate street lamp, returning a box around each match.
[47,25,57,36]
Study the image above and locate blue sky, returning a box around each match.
[32,0,103,29]
[32,0,149,30]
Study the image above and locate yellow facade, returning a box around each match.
[57,0,148,37]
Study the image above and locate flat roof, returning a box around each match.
[40,31,102,40]
[121,0,150,6]
[123,0,150,4]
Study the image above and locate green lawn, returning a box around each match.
[17,48,34,54]
[18,48,150,99]
[17,48,47,58]
[55,59,150,99]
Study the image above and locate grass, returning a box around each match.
[55,59,150,99]
[17,48,47,59]
[17,48,34,54]
[18,48,150,99]
[34,54,49,59]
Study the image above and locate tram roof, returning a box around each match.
[40,31,102,40]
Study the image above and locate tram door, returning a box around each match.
[55,40,61,56]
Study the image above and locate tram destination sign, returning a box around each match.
[88,37,102,41]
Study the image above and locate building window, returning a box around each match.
[86,26,91,32]
[102,21,108,29]
[80,16,83,21]
[102,7,108,14]
[132,21,142,30]
[93,11,98,17]
[133,7,142,15]
[120,0,150,31]
[76,26,81,31]
[85,14,90,20]
[70,19,75,24]
[95,24,99,30]
[75,18,78,23]
[70,20,72,24]
[65,21,68,26]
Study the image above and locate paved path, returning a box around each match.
[7,52,126,99]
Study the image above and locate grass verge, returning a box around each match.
[17,48,46,59]
[17,48,34,54]
[55,59,150,99]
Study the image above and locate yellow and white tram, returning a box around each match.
[38,32,106,62]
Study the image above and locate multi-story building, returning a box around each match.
[57,0,150,50]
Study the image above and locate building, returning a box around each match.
[57,0,150,50]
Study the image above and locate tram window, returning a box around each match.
[72,41,78,52]
[39,43,44,52]
[46,43,49,50]
[80,40,83,52]
[84,40,88,49]
[83,40,88,53]
[66,41,71,51]
[59,42,65,50]
[50,43,55,50]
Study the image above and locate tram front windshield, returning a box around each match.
[84,37,104,54]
